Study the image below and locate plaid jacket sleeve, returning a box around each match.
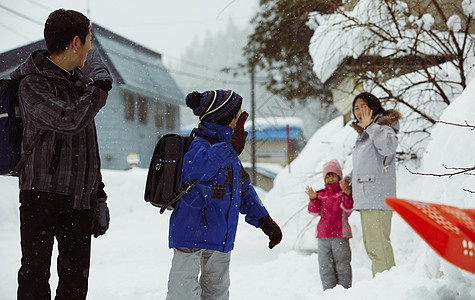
[19,74,107,135]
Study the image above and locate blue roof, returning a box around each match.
[253,127,301,141]
[180,127,302,141]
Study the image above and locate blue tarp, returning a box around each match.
[181,127,302,141]
[252,127,301,141]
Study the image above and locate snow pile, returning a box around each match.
[263,78,475,299]
[418,75,475,207]
[1,83,475,299]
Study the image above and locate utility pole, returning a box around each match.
[251,68,256,184]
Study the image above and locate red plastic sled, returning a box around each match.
[385,197,475,274]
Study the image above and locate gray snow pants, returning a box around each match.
[318,237,352,290]
[166,248,231,300]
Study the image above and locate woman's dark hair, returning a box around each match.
[44,9,91,54]
[352,92,386,120]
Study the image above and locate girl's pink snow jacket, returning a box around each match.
[308,182,353,238]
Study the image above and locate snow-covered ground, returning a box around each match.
[1,82,475,299]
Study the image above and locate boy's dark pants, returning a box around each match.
[17,191,94,300]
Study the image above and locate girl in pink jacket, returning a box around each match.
[306,159,353,290]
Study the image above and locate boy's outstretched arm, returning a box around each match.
[239,168,282,249]
[258,215,282,249]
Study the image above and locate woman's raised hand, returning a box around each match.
[358,106,373,129]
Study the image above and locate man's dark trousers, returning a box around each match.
[17,191,94,300]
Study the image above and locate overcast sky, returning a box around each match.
[0,0,258,65]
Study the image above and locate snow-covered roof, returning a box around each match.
[0,24,184,106]
[92,24,184,105]
[0,40,46,77]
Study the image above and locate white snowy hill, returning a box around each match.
[1,80,475,299]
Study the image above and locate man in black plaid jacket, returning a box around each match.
[10,9,112,300]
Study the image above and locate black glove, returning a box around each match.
[258,215,282,249]
[82,49,112,88]
[93,198,110,238]
[93,80,112,92]
[227,111,249,155]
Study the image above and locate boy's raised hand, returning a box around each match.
[227,111,249,155]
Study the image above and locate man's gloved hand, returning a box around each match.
[258,215,282,249]
[92,80,112,92]
[227,111,248,155]
[82,49,112,92]
[93,198,110,238]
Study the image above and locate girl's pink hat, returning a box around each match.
[323,159,343,180]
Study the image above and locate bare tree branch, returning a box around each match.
[436,120,475,130]
[405,165,475,177]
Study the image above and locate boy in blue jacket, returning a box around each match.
[166,90,282,300]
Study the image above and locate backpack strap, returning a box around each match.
[10,76,58,176]
[10,129,45,176]
[158,129,215,214]
[159,179,199,214]
[194,133,214,146]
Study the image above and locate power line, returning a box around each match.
[103,44,256,84]
[168,68,251,85]
[25,0,53,12]
[161,53,236,74]
[109,16,252,28]
[0,4,43,26]
[166,61,268,84]
[0,5,267,83]
[158,52,267,81]
[0,22,32,41]
[216,0,238,19]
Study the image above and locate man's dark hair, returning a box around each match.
[44,9,90,54]
[352,92,386,120]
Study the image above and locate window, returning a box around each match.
[155,101,165,128]
[154,101,177,130]
[124,92,135,121]
[138,97,148,124]
[166,104,176,130]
